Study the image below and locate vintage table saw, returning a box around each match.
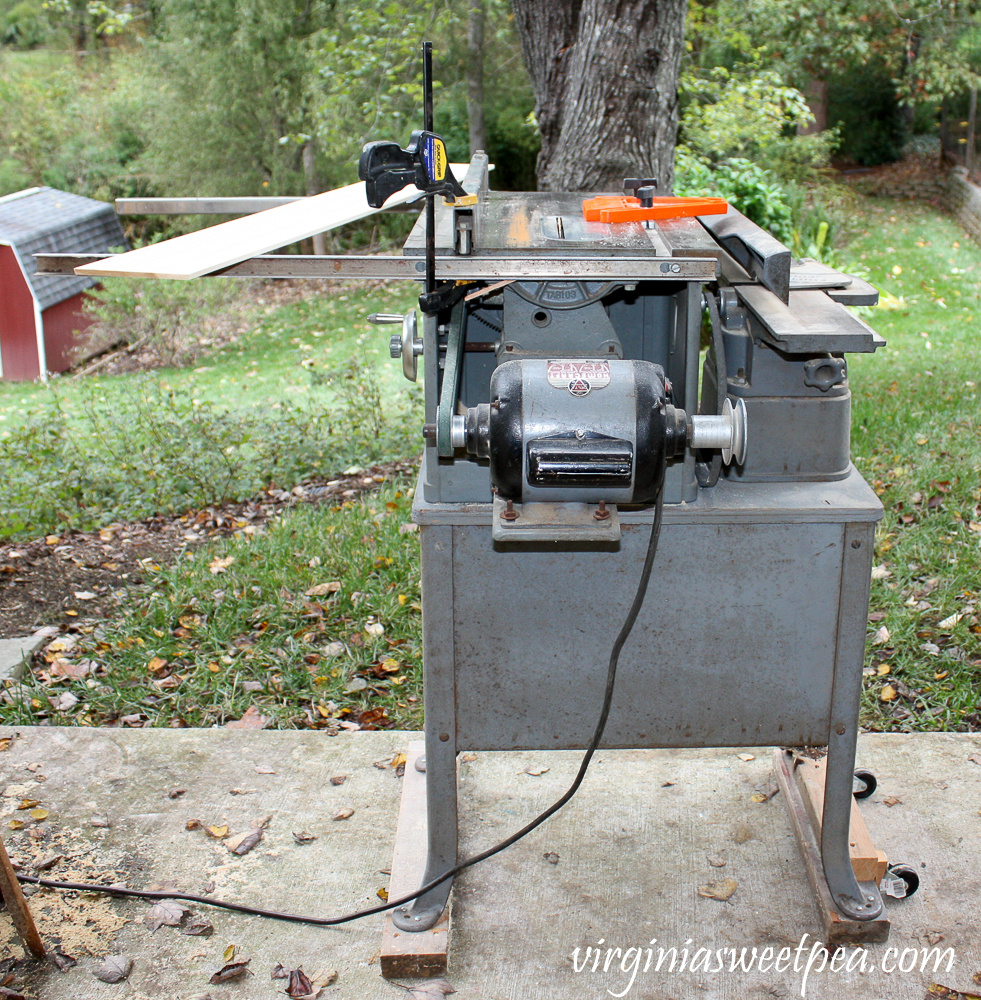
[32,112,902,961]
[358,145,894,941]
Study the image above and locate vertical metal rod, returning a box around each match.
[423,41,436,297]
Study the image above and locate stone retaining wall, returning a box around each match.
[844,157,981,246]
[941,166,981,244]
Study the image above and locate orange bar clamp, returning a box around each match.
[582,195,729,224]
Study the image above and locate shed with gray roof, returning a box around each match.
[0,186,129,380]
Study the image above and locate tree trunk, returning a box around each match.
[467,0,487,156]
[800,76,828,135]
[510,0,687,192]
[303,141,326,256]
[967,85,977,177]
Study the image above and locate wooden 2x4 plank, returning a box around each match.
[380,740,449,979]
[75,167,469,281]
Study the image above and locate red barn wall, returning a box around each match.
[42,293,97,373]
[0,244,40,381]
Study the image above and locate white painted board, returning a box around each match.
[75,166,470,281]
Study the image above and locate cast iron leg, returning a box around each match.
[392,524,458,932]
[391,729,458,931]
[820,521,883,920]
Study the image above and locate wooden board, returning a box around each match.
[75,166,470,281]
[795,754,888,882]
[773,749,890,946]
[0,832,45,959]
[380,740,450,979]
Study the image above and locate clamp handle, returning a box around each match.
[623,176,658,197]
[359,130,468,208]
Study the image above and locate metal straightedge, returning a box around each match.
[113,196,427,215]
[33,252,716,282]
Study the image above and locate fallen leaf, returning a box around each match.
[305,582,341,597]
[750,792,769,803]
[287,968,315,999]
[225,828,263,855]
[0,986,26,999]
[737,753,755,762]
[524,765,550,776]
[390,752,407,769]
[210,959,251,984]
[871,564,892,580]
[223,944,236,962]
[182,919,214,937]
[49,692,79,712]
[332,807,354,821]
[145,900,190,931]
[878,663,891,676]
[185,818,202,830]
[17,799,39,810]
[225,706,270,729]
[329,775,346,786]
[254,764,276,774]
[36,853,62,871]
[403,978,457,1000]
[880,684,897,702]
[376,887,389,902]
[147,656,168,673]
[883,796,902,807]
[209,555,236,575]
[939,612,964,630]
[543,851,560,864]
[7,821,23,831]
[94,955,132,983]
[873,625,891,645]
[310,969,338,989]
[168,788,186,799]
[272,963,288,979]
[90,814,110,828]
[293,830,317,844]
[698,878,738,902]
[206,824,229,839]
[365,622,384,637]
[968,753,981,766]
[29,809,48,821]
[51,950,76,972]
[707,855,726,868]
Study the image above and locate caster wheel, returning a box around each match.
[853,768,877,799]
[883,863,920,899]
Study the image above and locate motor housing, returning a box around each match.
[462,358,686,504]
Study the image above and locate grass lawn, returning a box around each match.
[842,197,981,732]
[0,279,422,538]
[0,193,977,735]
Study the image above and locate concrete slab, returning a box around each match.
[0,632,51,683]
[0,727,978,1000]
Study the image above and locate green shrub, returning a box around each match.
[0,370,421,539]
[83,275,248,367]
[675,151,794,243]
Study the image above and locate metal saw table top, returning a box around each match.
[404,190,679,257]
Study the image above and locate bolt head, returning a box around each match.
[389,334,402,359]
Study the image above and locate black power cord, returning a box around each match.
[18,477,667,927]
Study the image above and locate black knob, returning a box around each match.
[637,186,656,209]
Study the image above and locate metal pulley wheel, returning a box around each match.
[511,280,615,310]
[368,310,423,381]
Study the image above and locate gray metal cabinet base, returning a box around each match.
[392,464,884,931]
